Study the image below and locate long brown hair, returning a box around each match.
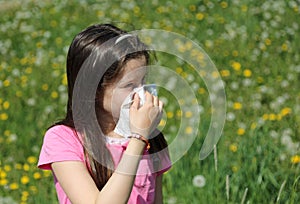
[52,24,168,190]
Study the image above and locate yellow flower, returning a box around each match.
[9,182,19,190]
[21,175,30,185]
[4,164,11,172]
[198,88,206,94]
[25,67,32,74]
[62,73,68,86]
[3,79,10,87]
[262,114,269,120]
[43,170,52,177]
[0,113,8,120]
[0,178,8,186]
[185,111,193,118]
[23,164,30,171]
[3,101,10,109]
[166,111,174,119]
[237,128,245,135]
[0,171,7,178]
[229,144,238,152]
[185,126,193,134]
[232,50,239,57]
[33,172,41,180]
[50,20,57,27]
[42,84,49,91]
[29,185,38,194]
[291,155,300,164]
[231,61,241,71]
[281,43,288,51]
[220,69,230,77]
[243,69,252,77]
[281,107,291,116]
[159,119,166,127]
[27,156,37,164]
[176,110,182,118]
[269,113,277,121]
[189,5,196,11]
[231,166,238,172]
[220,1,228,8]
[241,5,248,12]
[175,67,183,74]
[250,122,257,129]
[15,163,22,170]
[265,38,271,46]
[196,12,204,20]
[51,91,59,99]
[233,102,242,110]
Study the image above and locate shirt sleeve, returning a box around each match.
[37,125,85,170]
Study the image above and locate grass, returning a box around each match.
[0,0,299,203]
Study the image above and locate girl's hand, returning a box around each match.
[129,92,163,139]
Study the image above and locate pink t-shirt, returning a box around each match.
[38,125,171,204]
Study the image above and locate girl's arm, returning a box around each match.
[52,138,146,204]
[154,174,164,204]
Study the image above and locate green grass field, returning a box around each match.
[0,0,299,203]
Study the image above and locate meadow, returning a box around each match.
[0,0,299,203]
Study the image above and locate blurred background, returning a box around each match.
[0,0,299,203]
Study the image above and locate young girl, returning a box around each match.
[38,24,171,204]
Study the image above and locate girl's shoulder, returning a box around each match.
[44,124,83,145]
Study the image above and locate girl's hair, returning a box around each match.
[53,23,168,190]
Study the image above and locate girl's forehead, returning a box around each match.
[120,57,147,79]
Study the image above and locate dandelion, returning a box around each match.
[229,144,238,152]
[281,43,288,51]
[220,69,230,77]
[3,79,10,87]
[231,61,241,71]
[262,114,269,120]
[0,178,8,186]
[33,172,41,180]
[269,113,277,121]
[220,1,228,9]
[51,91,59,99]
[192,175,206,188]
[233,102,242,110]
[29,185,38,194]
[185,111,193,118]
[159,119,166,127]
[20,175,30,185]
[198,88,206,94]
[291,155,300,164]
[243,69,252,77]
[0,113,8,120]
[185,126,193,134]
[3,101,10,109]
[27,156,37,164]
[23,164,30,171]
[62,73,67,85]
[196,12,204,20]
[9,182,19,190]
[280,107,291,116]
[237,128,245,135]
[42,83,49,91]
[231,166,238,172]
[166,111,174,119]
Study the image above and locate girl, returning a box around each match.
[38,24,171,204]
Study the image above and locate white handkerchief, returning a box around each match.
[113,84,157,138]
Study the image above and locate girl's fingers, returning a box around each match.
[158,100,163,112]
[131,93,139,110]
[145,91,152,104]
[153,96,159,107]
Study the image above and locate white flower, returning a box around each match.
[193,175,206,188]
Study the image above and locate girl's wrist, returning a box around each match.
[125,137,146,155]
[128,133,150,151]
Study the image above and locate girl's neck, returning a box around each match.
[99,111,123,138]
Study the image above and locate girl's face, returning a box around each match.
[102,56,147,120]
